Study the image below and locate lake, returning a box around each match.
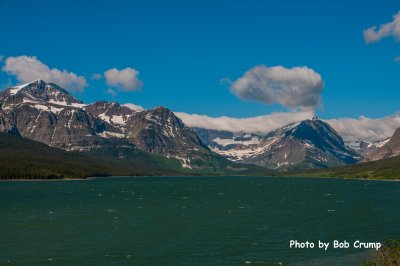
[1,176,400,265]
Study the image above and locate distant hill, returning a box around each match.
[292,155,400,180]
[0,133,264,179]
[0,133,185,179]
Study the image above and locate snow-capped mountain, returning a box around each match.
[345,138,390,158]
[1,80,373,171]
[0,80,117,150]
[195,117,360,170]
[84,102,211,163]
[192,128,262,150]
[364,127,400,162]
[0,80,214,169]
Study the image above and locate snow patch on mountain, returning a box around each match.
[48,100,87,108]
[98,113,111,123]
[212,136,261,147]
[174,156,192,169]
[8,80,40,95]
[375,138,390,148]
[110,115,126,125]
[33,104,64,114]
[123,103,144,111]
[98,131,125,138]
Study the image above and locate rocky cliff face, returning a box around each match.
[1,80,371,171]
[0,80,117,150]
[365,127,400,161]
[345,138,390,158]
[200,118,360,170]
[0,80,216,168]
[85,102,213,167]
[85,101,135,126]
[124,107,209,156]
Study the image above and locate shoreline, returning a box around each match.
[1,175,399,182]
[0,177,93,182]
[282,175,400,182]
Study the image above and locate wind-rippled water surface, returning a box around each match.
[1,176,400,265]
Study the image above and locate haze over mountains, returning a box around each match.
[0,80,399,172]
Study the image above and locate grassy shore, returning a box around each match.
[285,155,400,180]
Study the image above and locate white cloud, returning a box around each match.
[176,111,400,142]
[325,113,400,142]
[230,65,323,110]
[123,103,144,111]
[363,11,400,43]
[394,56,400,63]
[2,55,87,91]
[104,67,143,92]
[175,111,314,134]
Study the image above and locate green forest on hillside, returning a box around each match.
[0,134,262,179]
[0,133,185,179]
[292,155,400,180]
[1,133,398,180]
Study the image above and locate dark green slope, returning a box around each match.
[0,134,267,179]
[0,133,184,179]
[292,155,400,180]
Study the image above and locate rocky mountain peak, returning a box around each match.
[205,117,359,169]
[7,80,67,97]
[365,127,400,161]
[0,81,226,169]
[0,80,371,171]
[86,101,131,116]
[288,118,345,148]
[123,106,209,158]
[0,80,83,109]
[152,106,173,114]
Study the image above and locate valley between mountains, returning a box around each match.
[1,80,399,179]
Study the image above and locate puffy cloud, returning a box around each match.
[394,56,400,63]
[325,113,400,142]
[123,103,144,111]
[176,111,400,142]
[230,65,323,110]
[175,111,314,134]
[2,55,87,91]
[363,11,400,43]
[104,67,143,92]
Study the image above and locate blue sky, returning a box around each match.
[0,0,399,119]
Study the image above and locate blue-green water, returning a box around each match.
[1,176,400,265]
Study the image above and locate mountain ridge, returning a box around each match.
[3,80,394,172]
[197,118,360,170]
[364,127,400,162]
[0,80,244,171]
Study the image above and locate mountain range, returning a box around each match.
[363,127,400,162]
[1,80,399,176]
[0,80,225,170]
[194,118,360,170]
